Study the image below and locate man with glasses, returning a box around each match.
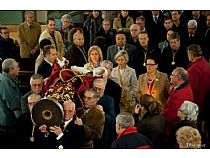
[163,67,193,142]
[75,88,105,148]
[0,27,21,63]
[21,74,44,113]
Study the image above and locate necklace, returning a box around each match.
[171,49,178,65]
[143,48,148,66]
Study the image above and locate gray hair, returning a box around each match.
[175,67,189,82]
[61,14,72,23]
[100,60,113,69]
[2,58,16,73]
[30,74,44,85]
[28,93,42,101]
[25,11,35,18]
[93,78,106,87]
[179,101,199,121]
[116,112,135,129]
[187,44,202,57]
[84,88,100,99]
[114,50,129,63]
[63,100,76,110]
[188,19,197,28]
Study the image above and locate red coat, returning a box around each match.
[187,57,210,113]
[164,82,193,122]
[163,82,193,136]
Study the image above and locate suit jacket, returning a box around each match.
[57,116,85,149]
[136,71,170,105]
[65,43,88,67]
[18,21,41,58]
[82,106,105,148]
[37,60,52,79]
[107,43,136,67]
[39,29,65,60]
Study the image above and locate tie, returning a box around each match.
[154,16,158,24]
[29,25,32,29]
[119,47,123,50]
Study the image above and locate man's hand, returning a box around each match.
[49,125,62,136]
[39,124,48,133]
[74,117,83,125]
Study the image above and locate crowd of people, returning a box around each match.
[0,10,210,149]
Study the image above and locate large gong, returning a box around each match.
[32,98,64,127]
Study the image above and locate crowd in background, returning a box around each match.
[0,10,210,149]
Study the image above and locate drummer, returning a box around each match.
[16,94,42,148]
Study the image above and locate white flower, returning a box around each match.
[155,78,159,82]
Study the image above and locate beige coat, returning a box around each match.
[39,29,65,60]
[17,22,41,58]
[136,71,170,105]
[111,65,137,113]
[113,14,134,34]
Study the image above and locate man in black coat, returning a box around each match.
[92,78,116,148]
[37,45,58,79]
[159,32,189,77]
[101,60,121,116]
[130,31,161,77]
[65,32,88,67]
[0,27,21,63]
[48,100,84,149]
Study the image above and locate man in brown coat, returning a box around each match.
[17,11,41,58]
[75,88,105,148]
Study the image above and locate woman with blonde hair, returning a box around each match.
[111,50,137,114]
[84,45,103,71]
[176,126,201,149]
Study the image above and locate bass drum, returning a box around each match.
[31,98,64,127]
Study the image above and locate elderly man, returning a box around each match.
[75,88,105,148]
[39,17,65,61]
[164,67,193,137]
[101,60,122,116]
[128,24,140,47]
[111,112,152,148]
[47,100,84,149]
[65,32,88,67]
[21,74,44,113]
[58,14,74,52]
[0,58,22,148]
[92,78,116,148]
[107,31,136,67]
[17,93,42,148]
[18,11,41,58]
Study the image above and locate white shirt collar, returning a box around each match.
[44,59,53,67]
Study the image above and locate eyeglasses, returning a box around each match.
[146,63,156,66]
[171,73,179,77]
